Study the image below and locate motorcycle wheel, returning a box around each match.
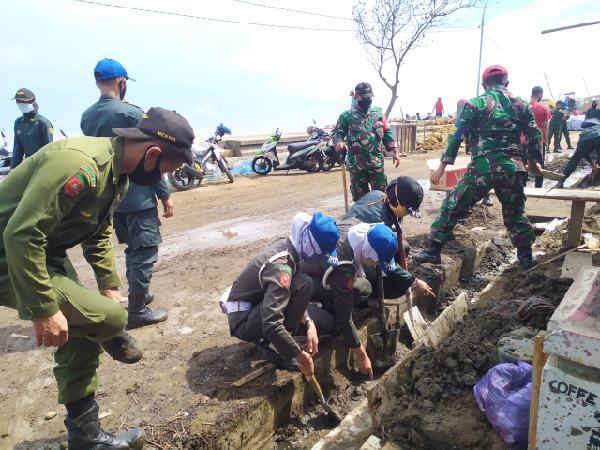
[305,156,323,173]
[218,159,235,183]
[320,155,334,172]
[168,169,195,191]
[252,156,273,175]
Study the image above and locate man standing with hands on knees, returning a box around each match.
[82,58,171,328]
[414,65,543,270]
[0,108,195,449]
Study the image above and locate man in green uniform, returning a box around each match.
[11,88,53,168]
[0,107,194,449]
[561,107,574,150]
[82,58,169,328]
[414,65,543,269]
[332,82,400,201]
[548,100,568,152]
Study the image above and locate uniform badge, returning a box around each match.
[64,173,86,197]
[279,273,291,287]
[80,209,94,218]
[79,165,97,189]
[346,277,354,290]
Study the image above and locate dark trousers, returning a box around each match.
[562,137,600,180]
[562,126,572,148]
[534,145,547,188]
[114,208,162,296]
[228,272,313,346]
[548,122,562,150]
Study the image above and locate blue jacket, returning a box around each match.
[115,179,170,213]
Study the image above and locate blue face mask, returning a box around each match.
[357,99,372,111]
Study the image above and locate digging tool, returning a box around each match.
[232,362,276,387]
[366,264,399,371]
[308,375,343,423]
[539,168,563,181]
[341,161,349,212]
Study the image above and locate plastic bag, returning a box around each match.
[473,362,532,448]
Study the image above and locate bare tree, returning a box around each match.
[353,0,480,117]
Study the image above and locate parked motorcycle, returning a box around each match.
[0,130,11,178]
[306,123,343,171]
[251,128,325,175]
[168,124,234,191]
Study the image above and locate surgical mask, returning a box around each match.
[129,151,162,186]
[17,102,35,114]
[118,80,127,100]
[357,99,372,111]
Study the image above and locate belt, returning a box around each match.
[220,300,252,314]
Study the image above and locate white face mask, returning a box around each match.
[17,102,35,114]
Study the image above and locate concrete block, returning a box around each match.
[359,435,383,450]
[311,400,373,450]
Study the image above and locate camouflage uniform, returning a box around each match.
[431,85,543,247]
[332,106,395,201]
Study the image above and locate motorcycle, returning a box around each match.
[251,128,325,175]
[306,123,343,171]
[0,130,11,178]
[168,123,234,191]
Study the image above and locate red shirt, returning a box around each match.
[530,100,551,144]
[435,100,443,114]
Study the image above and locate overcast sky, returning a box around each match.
[1,0,598,142]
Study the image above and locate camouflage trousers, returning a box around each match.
[430,165,535,248]
[348,168,387,202]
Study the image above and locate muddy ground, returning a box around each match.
[0,139,590,450]
[380,215,588,449]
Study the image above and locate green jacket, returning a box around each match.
[0,137,128,320]
[550,107,566,126]
[332,106,394,172]
[441,85,542,174]
[12,113,53,168]
[81,95,142,137]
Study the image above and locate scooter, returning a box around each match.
[251,128,325,175]
[168,124,234,191]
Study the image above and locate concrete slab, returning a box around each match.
[561,250,593,279]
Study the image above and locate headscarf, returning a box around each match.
[290,212,322,260]
[348,223,379,277]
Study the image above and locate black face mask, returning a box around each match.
[357,99,372,111]
[118,80,127,100]
[129,151,162,186]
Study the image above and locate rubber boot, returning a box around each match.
[65,402,145,450]
[517,246,537,270]
[145,292,154,305]
[481,195,493,207]
[126,293,168,329]
[100,330,143,364]
[413,241,442,264]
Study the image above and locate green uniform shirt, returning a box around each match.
[12,113,53,168]
[441,85,542,174]
[0,137,128,320]
[81,95,142,137]
[550,107,566,126]
[331,106,394,172]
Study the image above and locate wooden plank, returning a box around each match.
[528,331,548,450]
[525,187,600,202]
[567,200,586,247]
[231,363,276,387]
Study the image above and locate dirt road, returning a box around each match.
[0,149,580,449]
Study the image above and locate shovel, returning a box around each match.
[366,264,399,371]
[308,374,343,423]
[540,168,563,181]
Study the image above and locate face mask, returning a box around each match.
[17,103,35,114]
[118,80,127,100]
[129,151,162,186]
[357,99,372,111]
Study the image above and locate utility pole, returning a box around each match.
[476,0,488,97]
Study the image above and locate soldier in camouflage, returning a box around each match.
[414,65,543,269]
[332,82,400,201]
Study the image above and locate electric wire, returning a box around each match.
[74,0,355,32]
[232,0,355,22]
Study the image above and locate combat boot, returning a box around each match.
[127,293,168,329]
[413,241,442,264]
[100,330,143,364]
[144,291,155,305]
[517,246,537,270]
[65,402,145,450]
[556,176,566,189]
[481,195,493,207]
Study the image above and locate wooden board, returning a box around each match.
[525,187,600,202]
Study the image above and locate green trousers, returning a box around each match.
[348,168,387,201]
[0,256,127,404]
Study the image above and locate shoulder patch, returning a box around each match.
[64,173,86,197]
[79,165,97,189]
[279,264,292,275]
[48,127,54,134]
[279,272,291,288]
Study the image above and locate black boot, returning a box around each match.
[556,176,565,189]
[517,246,536,270]
[65,402,145,450]
[144,292,155,305]
[481,195,493,207]
[414,241,442,264]
[126,293,168,329]
[100,330,143,364]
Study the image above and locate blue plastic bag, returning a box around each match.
[473,361,532,448]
